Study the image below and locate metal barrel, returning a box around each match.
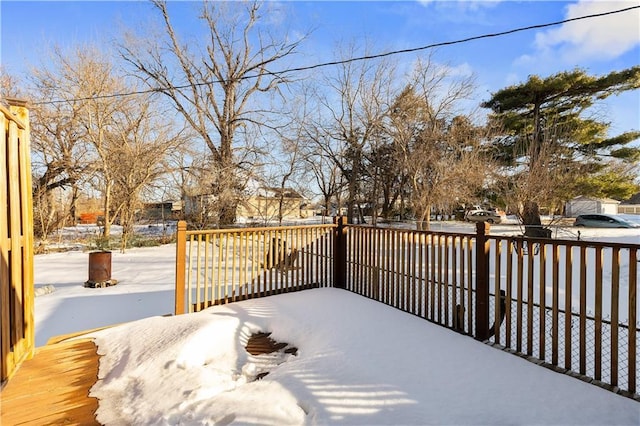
[88,251,112,283]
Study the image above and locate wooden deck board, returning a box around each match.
[0,330,298,425]
[1,338,100,425]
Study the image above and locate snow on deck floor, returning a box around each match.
[87,288,640,425]
[34,225,640,424]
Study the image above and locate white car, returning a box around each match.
[465,210,503,224]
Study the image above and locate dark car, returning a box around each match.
[573,214,640,228]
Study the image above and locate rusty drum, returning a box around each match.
[85,251,117,288]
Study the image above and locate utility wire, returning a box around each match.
[32,4,640,106]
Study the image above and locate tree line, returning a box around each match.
[1,1,638,246]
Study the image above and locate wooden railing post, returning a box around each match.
[174,220,187,315]
[1,99,34,383]
[333,216,347,289]
[12,101,34,360]
[475,221,490,341]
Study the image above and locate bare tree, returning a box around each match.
[265,139,303,225]
[302,141,344,221]
[294,84,345,221]
[29,100,91,240]
[119,0,306,226]
[410,117,490,230]
[0,69,22,99]
[366,141,406,221]
[391,57,489,230]
[3,67,87,242]
[32,45,188,246]
[316,44,395,223]
[65,49,137,240]
[106,99,187,251]
[495,118,586,226]
[264,92,322,225]
[25,51,98,241]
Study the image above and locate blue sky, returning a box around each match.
[1,0,639,135]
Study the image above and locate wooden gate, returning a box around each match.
[1,100,34,385]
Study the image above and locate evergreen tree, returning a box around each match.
[482,67,640,236]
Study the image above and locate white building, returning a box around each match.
[565,196,620,217]
[618,192,640,215]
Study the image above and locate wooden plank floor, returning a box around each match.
[1,338,100,425]
[0,332,292,425]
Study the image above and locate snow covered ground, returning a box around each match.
[34,243,177,346]
[33,220,640,425]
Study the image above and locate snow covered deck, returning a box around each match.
[0,327,297,425]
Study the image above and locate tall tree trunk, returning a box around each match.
[219,202,237,226]
[324,195,331,220]
[370,168,379,226]
[346,146,362,224]
[217,147,237,226]
[415,201,431,231]
[103,181,112,239]
[522,100,544,233]
[416,209,430,231]
[522,201,550,237]
[278,194,285,225]
[69,185,79,226]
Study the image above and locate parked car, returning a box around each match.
[619,214,640,226]
[573,214,640,228]
[465,210,503,224]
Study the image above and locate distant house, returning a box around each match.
[565,196,620,217]
[183,193,216,218]
[237,187,312,220]
[140,202,179,220]
[618,192,640,215]
[182,188,313,221]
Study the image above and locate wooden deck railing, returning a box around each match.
[1,101,34,385]
[175,218,639,396]
[341,222,639,397]
[485,232,638,395]
[344,223,477,334]
[175,221,336,314]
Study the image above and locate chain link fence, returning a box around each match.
[488,296,639,393]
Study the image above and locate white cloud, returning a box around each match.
[531,1,640,63]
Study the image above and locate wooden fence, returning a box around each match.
[175,218,639,396]
[1,101,34,385]
[175,221,336,314]
[342,221,639,397]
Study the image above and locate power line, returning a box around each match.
[32,4,640,106]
